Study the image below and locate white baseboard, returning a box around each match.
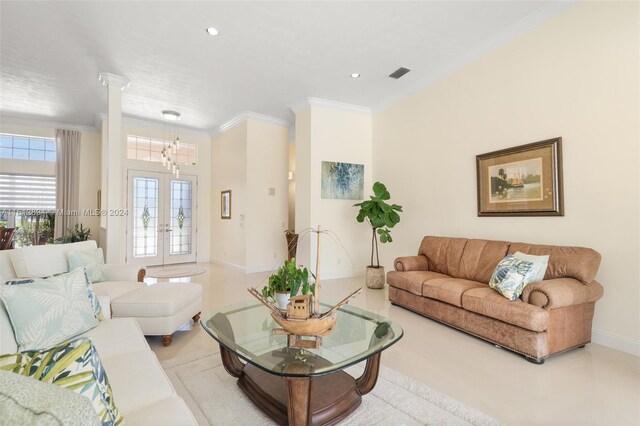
[592,328,640,357]
[211,259,245,273]
[245,265,277,274]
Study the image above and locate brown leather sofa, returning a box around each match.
[387,236,603,363]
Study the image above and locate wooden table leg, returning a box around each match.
[355,352,381,396]
[285,376,311,426]
[219,344,244,378]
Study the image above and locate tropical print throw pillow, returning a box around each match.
[68,248,107,283]
[4,268,104,321]
[489,255,536,301]
[0,337,123,425]
[0,268,98,351]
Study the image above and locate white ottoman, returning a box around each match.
[111,282,202,346]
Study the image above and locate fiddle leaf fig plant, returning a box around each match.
[261,258,315,301]
[354,182,402,268]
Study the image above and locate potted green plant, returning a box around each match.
[54,223,91,244]
[354,182,402,289]
[262,258,315,309]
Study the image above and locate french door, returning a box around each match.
[126,170,197,266]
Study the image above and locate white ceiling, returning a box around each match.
[0,1,569,133]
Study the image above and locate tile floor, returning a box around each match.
[147,263,640,425]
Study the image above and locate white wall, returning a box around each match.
[373,1,639,353]
[0,121,102,244]
[294,102,373,279]
[211,122,247,269]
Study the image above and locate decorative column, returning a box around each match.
[98,73,130,263]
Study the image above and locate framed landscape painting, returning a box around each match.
[476,138,563,216]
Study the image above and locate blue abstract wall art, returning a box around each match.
[321,161,364,200]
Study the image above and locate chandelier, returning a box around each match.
[161,110,181,178]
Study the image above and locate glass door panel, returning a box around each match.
[127,171,197,266]
[166,176,196,263]
[133,177,159,257]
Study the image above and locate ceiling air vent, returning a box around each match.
[389,67,411,79]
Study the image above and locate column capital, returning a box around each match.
[98,73,130,90]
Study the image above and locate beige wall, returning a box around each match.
[0,122,102,244]
[288,143,296,231]
[295,104,373,279]
[211,122,248,269]
[246,120,289,272]
[373,1,639,353]
[211,118,289,272]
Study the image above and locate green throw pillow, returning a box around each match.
[4,270,104,322]
[0,337,123,425]
[0,370,100,426]
[68,248,107,283]
[489,255,536,301]
[0,268,98,351]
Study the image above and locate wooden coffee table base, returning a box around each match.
[219,345,381,426]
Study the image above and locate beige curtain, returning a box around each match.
[54,129,81,239]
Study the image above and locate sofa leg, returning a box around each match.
[525,356,545,365]
[192,312,201,323]
[162,335,173,347]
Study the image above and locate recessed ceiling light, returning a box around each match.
[351,73,360,79]
[206,27,219,36]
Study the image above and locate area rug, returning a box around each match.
[161,349,500,426]
[146,266,206,279]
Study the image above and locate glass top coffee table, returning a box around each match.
[201,301,403,425]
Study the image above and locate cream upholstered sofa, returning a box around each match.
[387,236,604,364]
[2,240,202,346]
[0,243,197,424]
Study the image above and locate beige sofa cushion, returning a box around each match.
[10,241,96,278]
[80,318,150,360]
[462,287,548,332]
[386,270,449,295]
[422,278,486,307]
[124,397,197,425]
[508,243,601,284]
[418,236,467,277]
[458,239,510,283]
[102,350,176,415]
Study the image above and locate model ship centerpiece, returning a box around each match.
[248,226,361,349]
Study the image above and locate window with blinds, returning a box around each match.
[0,174,56,211]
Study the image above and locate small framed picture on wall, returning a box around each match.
[221,190,231,219]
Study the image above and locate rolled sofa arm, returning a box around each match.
[103,264,146,282]
[394,255,428,272]
[522,278,604,310]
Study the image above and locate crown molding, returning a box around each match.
[290,97,371,115]
[216,111,291,135]
[97,73,131,90]
[95,113,211,139]
[0,115,99,133]
[373,1,576,114]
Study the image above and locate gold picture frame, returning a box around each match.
[221,190,231,219]
[476,138,564,216]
